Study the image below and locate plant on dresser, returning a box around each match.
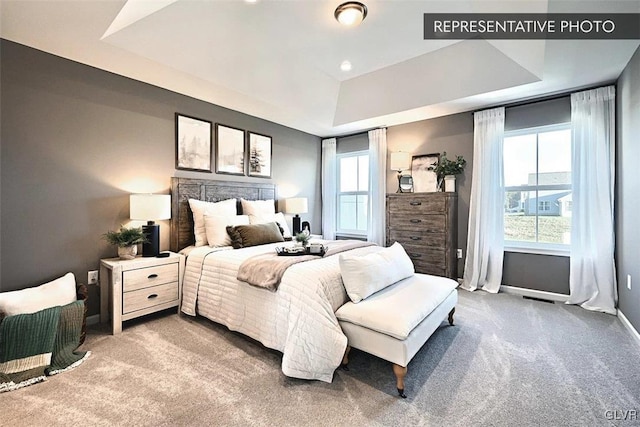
[385,193,458,279]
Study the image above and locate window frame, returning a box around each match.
[503,123,572,256]
[336,150,369,237]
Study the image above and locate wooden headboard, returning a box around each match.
[170,177,277,252]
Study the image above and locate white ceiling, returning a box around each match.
[1,0,639,137]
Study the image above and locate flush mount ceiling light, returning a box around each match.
[340,60,352,71]
[334,2,368,26]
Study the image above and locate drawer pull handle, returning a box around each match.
[147,294,158,300]
[409,201,422,206]
[410,236,422,241]
[410,253,422,258]
[147,274,158,279]
[409,219,422,223]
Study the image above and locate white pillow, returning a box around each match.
[0,272,77,317]
[339,242,415,303]
[189,198,237,246]
[204,214,250,247]
[240,198,276,224]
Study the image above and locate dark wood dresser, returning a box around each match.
[386,193,458,279]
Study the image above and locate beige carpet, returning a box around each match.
[3,291,640,427]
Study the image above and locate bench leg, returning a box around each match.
[341,345,351,371]
[392,364,408,398]
[448,307,455,326]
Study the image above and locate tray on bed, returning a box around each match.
[275,245,326,257]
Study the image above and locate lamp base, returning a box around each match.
[292,215,301,235]
[142,222,160,257]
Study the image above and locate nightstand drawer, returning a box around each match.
[123,282,178,314]
[123,263,179,292]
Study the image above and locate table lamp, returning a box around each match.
[130,194,171,257]
[285,197,308,235]
[390,152,412,193]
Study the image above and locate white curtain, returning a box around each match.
[462,107,505,293]
[367,129,387,245]
[567,86,617,315]
[321,138,337,240]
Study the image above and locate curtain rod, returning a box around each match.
[472,81,616,114]
[322,126,384,141]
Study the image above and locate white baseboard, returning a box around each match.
[500,285,570,303]
[617,309,640,348]
[86,314,100,326]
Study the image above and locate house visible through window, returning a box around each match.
[337,151,368,236]
[504,123,572,252]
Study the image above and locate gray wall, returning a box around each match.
[616,45,640,332]
[0,40,321,316]
[386,102,571,294]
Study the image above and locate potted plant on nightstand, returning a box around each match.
[102,226,148,260]
[429,152,467,192]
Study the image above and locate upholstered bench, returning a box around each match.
[336,272,458,398]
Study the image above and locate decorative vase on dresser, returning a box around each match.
[386,192,458,279]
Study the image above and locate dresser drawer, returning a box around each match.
[123,263,179,292]
[123,282,178,314]
[388,214,445,232]
[412,262,446,277]
[387,197,445,214]
[387,230,445,248]
[402,243,446,269]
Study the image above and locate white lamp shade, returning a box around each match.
[285,197,308,215]
[130,194,171,221]
[390,152,412,171]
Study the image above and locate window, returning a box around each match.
[503,124,572,253]
[337,151,368,235]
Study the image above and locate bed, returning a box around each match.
[170,177,379,382]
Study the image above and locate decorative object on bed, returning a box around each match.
[428,151,466,192]
[275,243,326,257]
[294,232,310,248]
[285,197,308,234]
[247,132,272,178]
[130,194,171,257]
[411,153,440,193]
[0,273,90,393]
[102,226,148,260]
[238,240,374,291]
[175,113,213,172]
[170,178,276,252]
[226,222,285,249]
[386,192,458,279]
[215,124,246,176]
[337,274,457,398]
[339,242,415,303]
[188,198,237,247]
[204,214,250,247]
[390,151,413,193]
[240,198,291,239]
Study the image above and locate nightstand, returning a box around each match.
[99,252,185,334]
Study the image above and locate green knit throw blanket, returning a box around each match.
[0,300,88,392]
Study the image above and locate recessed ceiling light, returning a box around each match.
[245,0,258,3]
[340,60,352,72]
[334,2,367,27]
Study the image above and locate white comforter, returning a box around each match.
[181,241,380,382]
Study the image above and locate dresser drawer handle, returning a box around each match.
[147,294,158,300]
[409,219,422,224]
[410,253,422,258]
[410,236,422,241]
[409,201,422,206]
[147,274,159,279]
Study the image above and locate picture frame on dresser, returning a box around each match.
[215,124,246,176]
[247,132,272,178]
[175,113,213,172]
[411,153,440,193]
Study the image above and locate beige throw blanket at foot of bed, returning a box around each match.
[237,240,375,291]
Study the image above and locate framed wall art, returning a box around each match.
[411,153,440,192]
[247,132,272,178]
[215,124,246,176]
[175,113,213,172]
